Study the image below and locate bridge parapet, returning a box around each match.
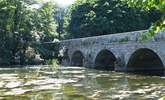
[60,29,165,48]
[60,30,165,76]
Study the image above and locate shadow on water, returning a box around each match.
[127,69,165,76]
[94,66,115,71]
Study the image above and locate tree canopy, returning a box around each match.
[65,0,162,38]
[0,0,58,65]
[0,0,164,65]
[123,0,165,36]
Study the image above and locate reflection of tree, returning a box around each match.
[58,67,130,99]
[80,70,129,99]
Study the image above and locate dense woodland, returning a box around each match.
[0,0,164,65]
[65,0,162,38]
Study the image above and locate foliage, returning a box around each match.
[65,0,162,38]
[47,59,59,66]
[0,0,58,65]
[33,41,60,60]
[123,0,165,11]
[123,0,165,37]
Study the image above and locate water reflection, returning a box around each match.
[0,66,164,100]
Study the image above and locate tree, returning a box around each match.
[0,0,58,65]
[123,0,165,36]
[65,0,162,38]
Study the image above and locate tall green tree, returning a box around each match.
[0,0,58,65]
[66,0,162,38]
[123,0,165,36]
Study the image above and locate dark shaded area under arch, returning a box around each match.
[95,49,116,70]
[127,48,164,76]
[71,51,84,67]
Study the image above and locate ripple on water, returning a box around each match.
[0,74,18,80]
[0,66,164,100]
[5,81,22,89]
[24,78,78,86]
[4,88,31,96]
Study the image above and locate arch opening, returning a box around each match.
[71,51,84,67]
[127,48,164,76]
[95,49,116,70]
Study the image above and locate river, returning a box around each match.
[0,65,164,100]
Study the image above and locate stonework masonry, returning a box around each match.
[59,30,165,72]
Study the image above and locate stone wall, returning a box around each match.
[60,30,165,72]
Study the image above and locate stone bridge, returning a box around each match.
[59,30,165,75]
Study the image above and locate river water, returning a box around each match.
[0,65,165,100]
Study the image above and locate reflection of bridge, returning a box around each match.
[59,30,165,75]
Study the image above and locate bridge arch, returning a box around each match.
[127,48,164,75]
[71,50,84,67]
[94,49,116,70]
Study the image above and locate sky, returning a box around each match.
[55,0,76,7]
[38,0,76,7]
